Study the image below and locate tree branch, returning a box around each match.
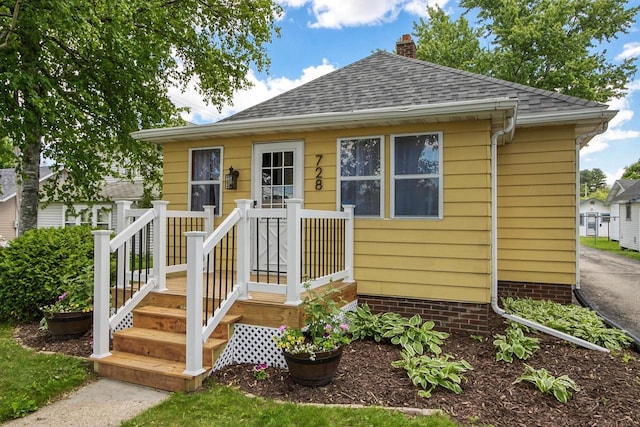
[0,0,20,50]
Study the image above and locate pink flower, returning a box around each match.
[277,325,286,333]
[325,324,332,332]
[58,292,68,301]
[339,323,349,331]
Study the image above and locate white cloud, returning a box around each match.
[605,168,626,186]
[581,79,640,153]
[615,42,640,61]
[169,59,336,124]
[277,0,450,29]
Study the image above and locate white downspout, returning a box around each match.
[490,117,608,352]
[574,122,609,290]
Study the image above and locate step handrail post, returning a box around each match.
[235,199,252,300]
[342,204,355,283]
[91,230,112,359]
[115,201,132,290]
[184,231,206,376]
[285,199,303,305]
[152,201,169,291]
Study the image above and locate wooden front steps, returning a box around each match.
[91,293,241,392]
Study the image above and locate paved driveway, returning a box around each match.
[579,245,640,340]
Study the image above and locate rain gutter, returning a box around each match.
[490,116,609,352]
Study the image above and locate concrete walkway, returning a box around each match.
[4,379,169,427]
[579,245,640,341]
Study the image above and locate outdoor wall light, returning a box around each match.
[225,166,240,190]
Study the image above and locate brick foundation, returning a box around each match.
[358,282,573,333]
[357,294,492,334]
[497,281,573,305]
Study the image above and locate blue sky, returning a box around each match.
[168,0,640,186]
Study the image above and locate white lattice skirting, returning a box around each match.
[212,299,358,372]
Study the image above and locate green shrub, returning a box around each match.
[0,226,94,322]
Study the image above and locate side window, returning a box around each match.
[338,136,383,217]
[579,214,584,226]
[391,132,442,218]
[626,203,632,221]
[65,205,111,228]
[95,207,111,229]
[189,147,222,215]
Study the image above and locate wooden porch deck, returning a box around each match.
[160,274,358,329]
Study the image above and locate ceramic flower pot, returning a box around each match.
[45,311,93,339]
[283,346,343,386]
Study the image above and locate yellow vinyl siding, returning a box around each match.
[161,120,493,304]
[497,125,576,286]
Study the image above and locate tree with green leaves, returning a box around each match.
[0,137,13,168]
[580,168,608,199]
[1,0,281,234]
[414,6,489,73]
[414,1,639,102]
[621,159,640,180]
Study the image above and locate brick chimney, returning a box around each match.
[396,34,416,59]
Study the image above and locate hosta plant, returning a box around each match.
[514,364,579,403]
[392,351,473,398]
[503,297,632,351]
[346,305,449,356]
[493,322,540,363]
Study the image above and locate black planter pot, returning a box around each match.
[283,346,343,387]
[45,311,93,339]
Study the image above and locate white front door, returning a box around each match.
[252,141,304,272]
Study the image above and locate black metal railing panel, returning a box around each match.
[203,224,237,325]
[166,216,205,267]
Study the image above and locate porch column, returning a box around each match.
[285,198,303,305]
[342,204,355,283]
[115,201,132,290]
[152,201,169,292]
[235,200,253,300]
[203,205,216,235]
[184,231,206,376]
[91,230,112,359]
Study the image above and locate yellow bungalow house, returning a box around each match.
[90,37,616,391]
[133,43,615,329]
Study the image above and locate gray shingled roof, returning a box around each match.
[0,167,53,202]
[612,180,640,203]
[223,51,605,122]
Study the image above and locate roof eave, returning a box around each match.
[0,170,56,202]
[132,98,519,144]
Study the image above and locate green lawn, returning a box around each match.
[0,323,92,422]
[580,237,640,262]
[122,382,456,427]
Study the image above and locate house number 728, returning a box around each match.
[315,154,323,190]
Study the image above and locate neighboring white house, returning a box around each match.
[0,167,145,239]
[609,180,640,251]
[0,167,55,240]
[579,198,611,238]
[605,179,640,242]
[38,178,145,231]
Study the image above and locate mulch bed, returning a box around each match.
[13,313,640,426]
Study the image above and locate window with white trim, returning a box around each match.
[391,132,442,218]
[65,205,111,229]
[338,136,383,217]
[189,147,222,215]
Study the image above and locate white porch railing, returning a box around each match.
[91,198,355,375]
